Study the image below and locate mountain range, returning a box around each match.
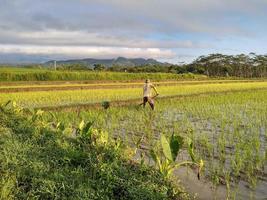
[44,57,170,67]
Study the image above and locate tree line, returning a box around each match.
[186,53,267,78]
[44,53,267,77]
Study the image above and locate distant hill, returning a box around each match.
[44,57,170,68]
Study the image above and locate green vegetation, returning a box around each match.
[0,67,205,82]
[1,81,266,108]
[1,77,266,199]
[184,53,267,77]
[3,53,266,78]
[106,53,267,78]
[98,53,267,78]
[44,89,266,199]
[0,79,263,89]
[0,102,189,200]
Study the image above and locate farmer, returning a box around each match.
[143,79,159,110]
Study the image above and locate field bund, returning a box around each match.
[0,80,266,109]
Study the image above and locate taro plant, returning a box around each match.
[0,100,23,113]
[150,133,204,179]
[76,119,109,145]
[0,100,49,128]
[76,120,94,141]
[31,109,44,122]
[91,128,109,145]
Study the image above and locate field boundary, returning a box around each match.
[37,87,267,111]
[1,80,266,93]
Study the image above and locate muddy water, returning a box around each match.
[174,167,267,200]
[174,167,227,200]
[189,119,267,200]
[108,109,266,199]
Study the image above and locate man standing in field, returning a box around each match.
[143,79,159,110]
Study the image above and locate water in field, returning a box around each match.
[177,117,267,200]
[113,112,267,199]
[54,90,267,199]
[104,95,266,199]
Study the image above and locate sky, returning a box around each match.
[0,0,267,64]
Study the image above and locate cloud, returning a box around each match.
[0,44,176,59]
[0,0,266,63]
[0,30,209,49]
[2,0,266,35]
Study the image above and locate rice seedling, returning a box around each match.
[42,89,266,199]
[0,81,266,108]
[1,78,266,199]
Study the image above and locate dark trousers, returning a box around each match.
[143,96,154,110]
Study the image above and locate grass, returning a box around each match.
[0,67,206,82]
[0,79,264,89]
[0,81,266,108]
[0,103,189,200]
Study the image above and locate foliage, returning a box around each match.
[1,78,266,199]
[0,103,188,200]
[47,89,267,199]
[1,81,267,108]
[93,64,106,71]
[108,53,267,78]
[2,53,267,78]
[188,53,267,77]
[0,67,205,82]
[150,133,203,179]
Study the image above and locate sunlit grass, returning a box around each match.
[1,81,267,108]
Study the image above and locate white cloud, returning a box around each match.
[0,0,266,63]
[0,29,208,49]
[0,44,176,59]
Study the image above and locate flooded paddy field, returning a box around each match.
[1,79,266,199]
[47,90,267,199]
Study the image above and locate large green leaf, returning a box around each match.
[36,109,44,116]
[82,121,94,135]
[188,139,195,162]
[150,149,161,170]
[79,120,85,130]
[170,134,183,161]
[100,130,108,144]
[56,121,65,131]
[161,134,173,161]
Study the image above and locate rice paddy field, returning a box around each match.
[0,75,266,200]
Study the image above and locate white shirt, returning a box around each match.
[143,83,155,97]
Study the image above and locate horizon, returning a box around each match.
[1,53,265,66]
[0,0,267,64]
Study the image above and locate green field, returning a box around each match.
[1,81,267,109]
[48,89,267,199]
[0,67,206,82]
[0,73,266,199]
[0,105,188,200]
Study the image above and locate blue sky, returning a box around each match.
[0,0,266,64]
